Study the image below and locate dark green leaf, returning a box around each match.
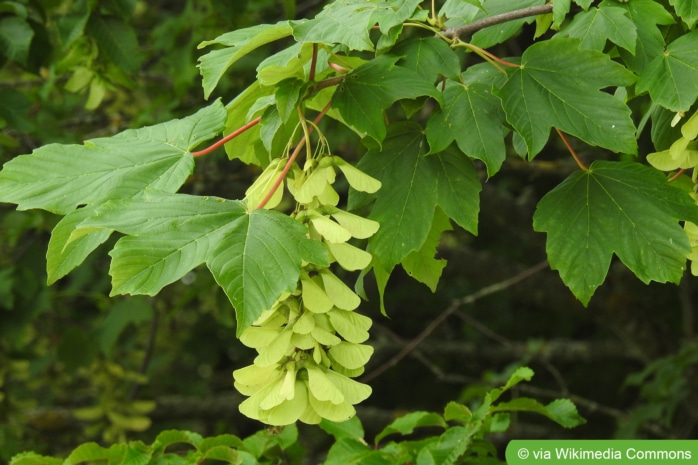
[77,191,328,335]
[470,0,545,49]
[324,438,391,465]
[0,89,33,131]
[495,38,637,158]
[637,30,698,112]
[426,79,506,176]
[392,37,461,82]
[556,5,636,53]
[533,161,698,305]
[87,15,140,74]
[349,123,480,270]
[401,208,451,292]
[333,55,442,144]
[613,0,674,73]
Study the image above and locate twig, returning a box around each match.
[361,260,549,383]
[443,4,554,39]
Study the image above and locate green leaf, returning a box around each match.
[492,397,586,428]
[375,411,448,445]
[612,0,674,74]
[0,100,226,215]
[552,0,571,29]
[426,78,506,176]
[291,0,420,52]
[669,0,698,27]
[77,191,328,335]
[319,416,365,442]
[323,438,390,465]
[46,207,112,284]
[86,15,140,74]
[349,123,480,270]
[556,5,636,53]
[65,443,125,464]
[401,208,451,292]
[470,0,545,49]
[637,30,698,112]
[333,55,442,144]
[154,430,203,450]
[0,88,34,132]
[495,38,637,159]
[533,160,698,305]
[9,452,63,465]
[0,16,34,66]
[198,22,293,99]
[224,81,275,167]
[392,37,461,82]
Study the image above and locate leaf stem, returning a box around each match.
[192,116,262,157]
[256,101,332,209]
[309,43,318,82]
[668,169,685,182]
[443,4,554,38]
[556,128,588,171]
[458,41,519,69]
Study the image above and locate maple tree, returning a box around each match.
[2,0,698,462]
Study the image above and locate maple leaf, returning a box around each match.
[291,0,421,51]
[495,38,637,159]
[555,4,636,53]
[76,191,328,335]
[0,101,227,282]
[533,161,698,305]
[332,54,443,144]
[637,29,698,112]
[348,122,480,270]
[426,78,507,177]
[198,22,293,99]
[0,100,226,215]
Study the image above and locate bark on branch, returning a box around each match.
[443,4,554,39]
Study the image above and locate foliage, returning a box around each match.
[2,0,698,461]
[8,367,585,465]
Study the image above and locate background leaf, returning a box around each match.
[556,4,636,53]
[86,15,140,74]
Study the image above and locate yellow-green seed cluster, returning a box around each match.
[236,154,381,425]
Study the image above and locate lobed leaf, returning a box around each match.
[198,22,293,99]
[496,38,637,158]
[76,191,328,335]
[637,29,698,112]
[534,161,698,305]
[332,54,442,144]
[0,100,226,215]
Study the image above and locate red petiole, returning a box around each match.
[192,116,262,157]
[556,128,588,171]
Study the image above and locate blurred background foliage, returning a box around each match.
[1,0,697,461]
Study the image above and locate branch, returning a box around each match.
[361,260,549,383]
[443,4,554,39]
